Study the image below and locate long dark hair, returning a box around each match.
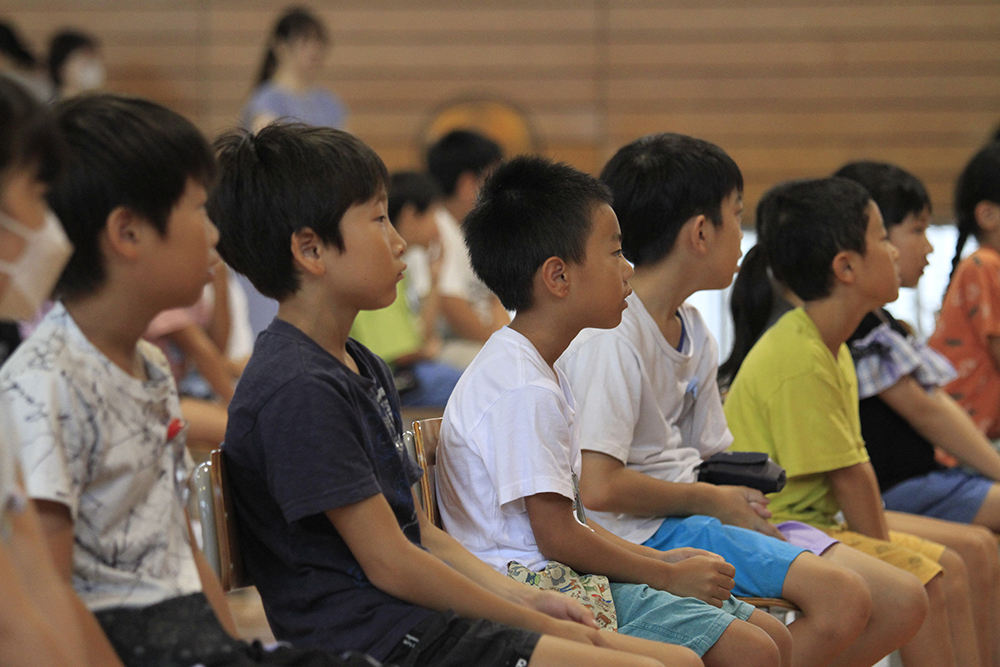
[947,142,1000,290]
[256,7,328,86]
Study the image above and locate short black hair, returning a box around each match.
[388,171,441,226]
[834,161,931,228]
[463,155,611,312]
[48,30,99,88]
[426,130,503,197]
[600,133,743,268]
[210,124,388,301]
[48,94,216,299]
[0,77,61,181]
[761,177,872,302]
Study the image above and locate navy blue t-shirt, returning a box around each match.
[223,319,432,659]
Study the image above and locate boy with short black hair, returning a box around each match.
[212,122,704,667]
[725,177,982,667]
[559,133,925,667]
[0,94,363,667]
[425,130,509,361]
[437,155,791,667]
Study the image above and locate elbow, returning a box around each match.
[578,479,616,513]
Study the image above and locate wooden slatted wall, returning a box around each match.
[7,0,1000,220]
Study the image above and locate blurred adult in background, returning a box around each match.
[241,6,346,133]
[0,21,52,102]
[48,30,104,99]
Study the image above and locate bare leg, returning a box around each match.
[702,618,781,667]
[745,608,793,667]
[970,485,1000,532]
[822,543,927,667]
[898,573,957,667]
[529,632,702,667]
[888,511,998,666]
[779,552,870,667]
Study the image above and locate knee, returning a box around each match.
[890,573,930,638]
[673,648,703,667]
[938,547,971,597]
[812,569,871,643]
[740,623,783,667]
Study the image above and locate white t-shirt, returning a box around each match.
[0,303,201,610]
[435,208,496,327]
[558,294,732,544]
[438,326,580,573]
[0,432,26,543]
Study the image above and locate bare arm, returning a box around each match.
[324,492,601,645]
[206,265,231,355]
[168,325,235,403]
[525,492,735,607]
[33,499,127,667]
[827,462,890,540]
[440,295,509,343]
[186,514,239,637]
[580,451,783,539]
[413,492,597,628]
[879,377,1000,480]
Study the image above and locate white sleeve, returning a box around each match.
[474,385,576,514]
[559,334,642,463]
[436,213,473,301]
[681,317,733,458]
[1,368,86,520]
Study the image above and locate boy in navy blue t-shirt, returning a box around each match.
[211,123,702,667]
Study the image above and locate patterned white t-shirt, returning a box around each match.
[0,302,201,610]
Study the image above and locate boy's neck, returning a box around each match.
[277,289,359,371]
[63,290,158,379]
[629,262,701,346]
[802,292,870,357]
[509,308,578,369]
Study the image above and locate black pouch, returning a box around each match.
[696,451,787,494]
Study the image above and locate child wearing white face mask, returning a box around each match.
[0,76,106,667]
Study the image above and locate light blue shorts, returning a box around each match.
[610,582,754,657]
[642,515,807,598]
[882,468,993,524]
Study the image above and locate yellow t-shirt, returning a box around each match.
[724,308,869,529]
[350,278,422,364]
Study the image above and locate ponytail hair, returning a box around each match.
[256,7,328,86]
[719,243,774,387]
[947,142,1000,291]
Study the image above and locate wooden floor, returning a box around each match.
[226,587,276,645]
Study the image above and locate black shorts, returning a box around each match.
[384,611,540,667]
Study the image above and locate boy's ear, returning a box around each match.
[831,250,858,285]
[975,201,1000,232]
[102,206,146,262]
[539,256,570,298]
[684,214,711,255]
[289,227,327,276]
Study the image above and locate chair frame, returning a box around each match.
[193,450,250,592]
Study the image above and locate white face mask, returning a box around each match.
[0,210,73,320]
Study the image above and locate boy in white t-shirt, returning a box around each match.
[558,133,929,667]
[437,155,792,667]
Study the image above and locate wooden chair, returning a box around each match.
[411,417,443,528]
[193,449,251,592]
